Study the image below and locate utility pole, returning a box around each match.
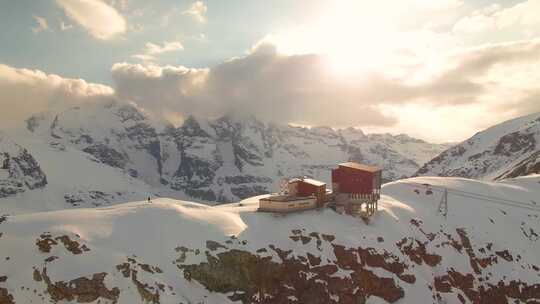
[438,188,448,219]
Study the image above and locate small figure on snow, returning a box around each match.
[147,197,151,204]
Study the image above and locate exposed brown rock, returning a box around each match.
[0,287,15,304]
[495,250,513,262]
[180,241,406,304]
[54,235,90,255]
[44,256,58,263]
[32,269,42,282]
[456,228,495,274]
[39,267,119,303]
[36,233,57,253]
[206,240,227,251]
[321,234,335,242]
[131,270,160,304]
[435,268,540,304]
[397,237,441,267]
[35,233,90,255]
[300,236,311,244]
[116,262,131,278]
[174,246,199,263]
[306,253,321,266]
[289,235,300,242]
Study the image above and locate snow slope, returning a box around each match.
[1,175,539,303]
[416,112,540,180]
[0,131,155,214]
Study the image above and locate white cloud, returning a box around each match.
[55,0,127,40]
[453,0,540,36]
[2,35,540,142]
[107,0,128,11]
[112,39,540,142]
[0,64,114,128]
[131,54,156,62]
[132,41,184,62]
[182,1,207,23]
[144,41,184,55]
[59,20,73,31]
[32,16,49,33]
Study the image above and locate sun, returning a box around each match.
[266,0,397,77]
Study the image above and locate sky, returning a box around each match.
[0,0,539,143]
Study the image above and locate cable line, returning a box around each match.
[399,182,540,213]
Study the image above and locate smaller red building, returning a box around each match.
[288,178,326,207]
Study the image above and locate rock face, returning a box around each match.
[415,112,540,180]
[0,134,47,198]
[23,101,447,203]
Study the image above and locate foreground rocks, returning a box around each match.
[2,220,540,303]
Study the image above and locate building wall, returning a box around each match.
[297,182,325,207]
[332,166,376,194]
[259,197,317,212]
[288,182,299,196]
[289,181,326,207]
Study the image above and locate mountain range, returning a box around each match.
[1,100,449,212]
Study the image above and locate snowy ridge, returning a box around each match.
[0,175,539,303]
[415,112,540,180]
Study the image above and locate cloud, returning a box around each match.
[32,16,49,33]
[0,64,114,128]
[183,1,207,23]
[131,54,156,62]
[111,38,540,133]
[55,0,126,40]
[59,20,73,31]
[144,41,184,55]
[132,41,184,62]
[2,38,539,142]
[453,0,540,36]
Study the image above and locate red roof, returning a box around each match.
[339,162,381,173]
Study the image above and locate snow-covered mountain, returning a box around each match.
[415,112,540,180]
[1,175,539,303]
[1,100,448,211]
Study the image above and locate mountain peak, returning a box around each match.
[416,112,540,180]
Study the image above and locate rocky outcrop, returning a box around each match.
[83,144,128,169]
[0,287,14,304]
[494,150,540,180]
[37,268,119,303]
[180,246,406,303]
[36,233,90,255]
[0,135,47,198]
